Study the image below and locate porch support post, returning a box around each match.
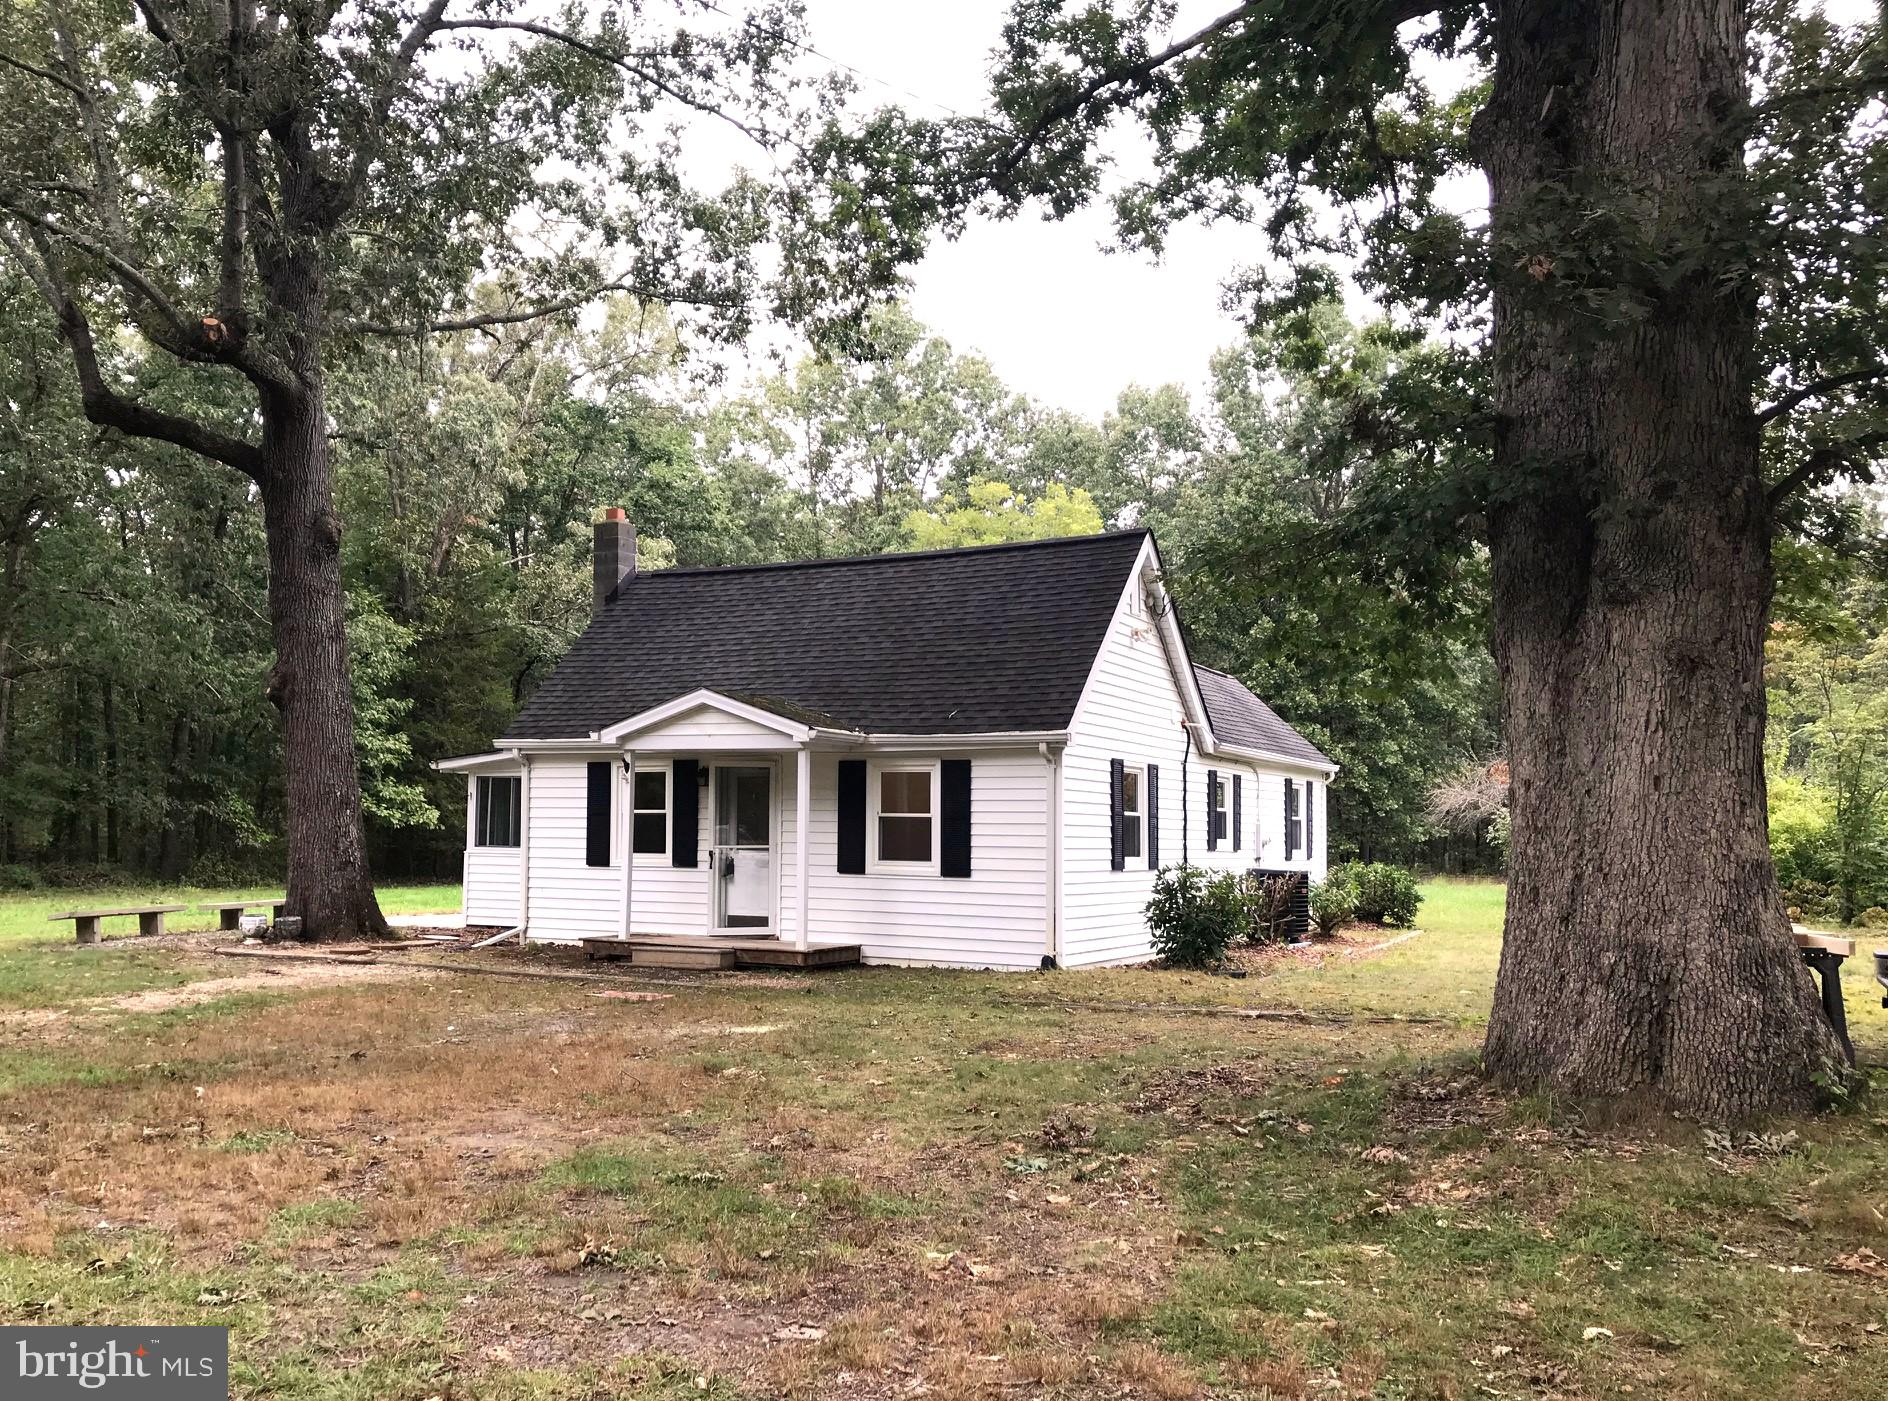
[515,752,532,942]
[795,744,811,951]
[620,747,636,940]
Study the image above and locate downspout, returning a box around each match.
[1179,722,1190,866]
[1040,741,1061,969]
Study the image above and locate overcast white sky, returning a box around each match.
[729,0,1286,419]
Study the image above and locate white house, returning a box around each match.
[438,512,1335,969]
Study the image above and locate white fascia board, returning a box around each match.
[593,688,812,745]
[495,739,621,755]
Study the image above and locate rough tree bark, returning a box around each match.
[1475,0,1842,1117]
[247,163,389,940]
[259,384,388,939]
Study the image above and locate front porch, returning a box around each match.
[580,934,862,970]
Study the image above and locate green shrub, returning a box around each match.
[1857,906,1888,930]
[1145,865,1244,969]
[1308,870,1358,938]
[0,864,40,891]
[1783,878,1841,923]
[1330,861,1423,928]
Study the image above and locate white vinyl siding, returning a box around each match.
[1060,551,1331,966]
[794,749,1047,968]
[1061,580,1192,968]
[463,848,522,926]
[629,705,797,750]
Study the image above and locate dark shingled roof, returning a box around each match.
[502,530,1151,741]
[1192,665,1331,768]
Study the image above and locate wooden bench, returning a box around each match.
[197,897,288,930]
[1795,929,1857,1065]
[49,904,187,945]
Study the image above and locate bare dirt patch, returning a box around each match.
[0,956,431,1035]
[108,959,435,1012]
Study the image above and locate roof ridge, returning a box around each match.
[621,528,1150,584]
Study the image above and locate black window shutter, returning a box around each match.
[1305,780,1316,859]
[1109,758,1125,871]
[1205,768,1219,851]
[585,761,612,868]
[671,759,699,868]
[1146,764,1160,869]
[837,759,867,874]
[940,759,972,878]
[1284,779,1297,859]
[1233,774,1243,852]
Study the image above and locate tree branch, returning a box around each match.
[0,224,266,480]
[347,280,750,336]
[976,0,1438,191]
[0,48,86,99]
[1768,430,1888,506]
[1756,366,1888,425]
[340,0,453,210]
[432,18,785,149]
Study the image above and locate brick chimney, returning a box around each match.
[593,507,636,614]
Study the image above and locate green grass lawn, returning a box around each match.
[0,877,1882,1400]
[0,882,461,948]
[0,883,460,1012]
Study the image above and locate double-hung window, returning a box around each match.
[871,762,937,871]
[1210,774,1230,844]
[632,768,669,857]
[1120,765,1145,861]
[475,775,521,848]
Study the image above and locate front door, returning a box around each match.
[711,764,773,931]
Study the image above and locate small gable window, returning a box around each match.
[476,775,521,848]
[632,768,669,856]
[872,763,937,870]
[1120,765,1145,862]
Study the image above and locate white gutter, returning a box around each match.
[833,729,1070,752]
[1206,741,1338,779]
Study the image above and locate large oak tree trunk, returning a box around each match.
[260,383,388,941]
[1475,0,1842,1118]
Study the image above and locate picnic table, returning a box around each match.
[197,897,288,930]
[1795,929,1856,1065]
[49,904,186,945]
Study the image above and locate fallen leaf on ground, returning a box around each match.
[1832,1248,1888,1280]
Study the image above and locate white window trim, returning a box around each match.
[631,764,670,863]
[867,759,940,875]
[1120,762,1146,866]
[1210,773,1230,844]
[474,774,521,849]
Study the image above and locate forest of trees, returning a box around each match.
[6,280,1882,915]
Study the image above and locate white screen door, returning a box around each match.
[712,765,773,930]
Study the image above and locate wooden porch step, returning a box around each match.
[580,936,862,970]
[632,945,737,970]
